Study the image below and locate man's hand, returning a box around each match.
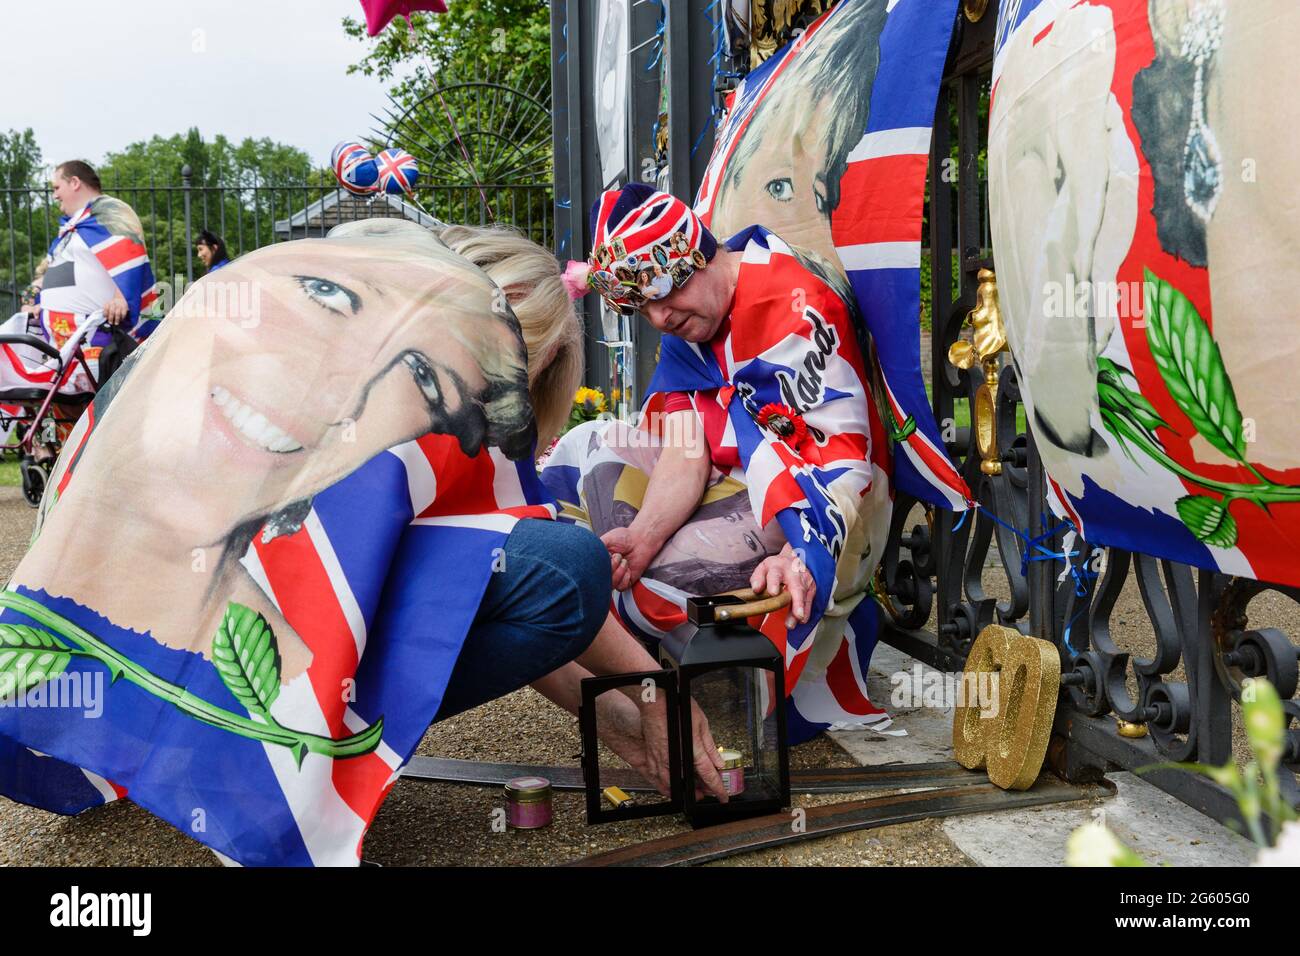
[601,407,710,591]
[601,525,659,591]
[751,543,816,629]
[102,291,129,326]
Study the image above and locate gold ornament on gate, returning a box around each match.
[952,624,1060,790]
[947,268,1009,476]
[964,0,990,23]
[1116,719,1148,739]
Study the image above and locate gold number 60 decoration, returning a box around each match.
[952,625,1060,790]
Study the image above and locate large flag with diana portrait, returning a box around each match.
[988,0,1300,588]
[0,226,554,865]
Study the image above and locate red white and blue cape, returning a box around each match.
[549,226,895,741]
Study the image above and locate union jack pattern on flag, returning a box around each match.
[694,0,970,513]
[544,225,896,741]
[0,417,554,866]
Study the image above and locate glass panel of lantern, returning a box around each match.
[579,595,791,828]
[661,594,790,828]
[579,669,684,825]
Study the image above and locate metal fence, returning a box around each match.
[0,170,553,315]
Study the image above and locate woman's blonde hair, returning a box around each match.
[436,223,584,449]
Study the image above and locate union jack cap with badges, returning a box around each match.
[587,183,717,313]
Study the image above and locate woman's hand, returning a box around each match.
[751,543,816,629]
[638,693,728,802]
[684,698,727,802]
[593,691,668,794]
[600,525,660,591]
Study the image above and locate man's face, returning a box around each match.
[51,173,82,216]
[639,264,732,342]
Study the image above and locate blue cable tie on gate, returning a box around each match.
[644,4,665,73]
[951,504,1099,655]
[1062,603,1088,657]
[691,117,714,157]
[964,505,1080,580]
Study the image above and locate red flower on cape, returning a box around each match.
[757,403,808,448]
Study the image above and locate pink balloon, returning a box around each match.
[358,0,449,37]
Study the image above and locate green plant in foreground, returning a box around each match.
[1066,677,1295,865]
[1139,677,1296,848]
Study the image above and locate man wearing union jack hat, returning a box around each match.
[543,182,894,744]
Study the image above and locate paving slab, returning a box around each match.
[829,641,1258,866]
[942,771,1257,866]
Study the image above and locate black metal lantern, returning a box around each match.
[580,592,790,828]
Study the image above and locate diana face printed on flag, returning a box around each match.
[13,226,535,681]
[707,0,888,276]
[990,0,1300,496]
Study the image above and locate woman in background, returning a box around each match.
[195,229,231,274]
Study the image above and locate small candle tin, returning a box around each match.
[504,776,553,829]
[719,749,745,796]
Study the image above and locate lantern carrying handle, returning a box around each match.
[712,587,793,621]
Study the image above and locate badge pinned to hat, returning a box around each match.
[586,183,717,313]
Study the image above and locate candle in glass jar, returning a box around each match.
[719,749,745,796]
[504,776,553,829]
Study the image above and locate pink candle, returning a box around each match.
[719,749,745,796]
[504,776,553,829]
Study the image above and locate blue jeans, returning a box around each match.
[434,519,611,721]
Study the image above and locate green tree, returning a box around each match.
[0,129,50,304]
[342,4,554,237]
[99,128,315,189]
[97,129,324,286]
[0,128,43,193]
[343,2,552,102]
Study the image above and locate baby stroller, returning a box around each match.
[0,313,132,507]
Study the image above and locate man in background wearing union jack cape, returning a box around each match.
[542,183,896,744]
[0,161,158,406]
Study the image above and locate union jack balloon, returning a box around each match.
[331,141,379,196]
[376,147,420,196]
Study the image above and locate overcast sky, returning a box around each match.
[6,0,399,170]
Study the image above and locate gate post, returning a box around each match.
[182,164,194,284]
[551,0,607,390]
